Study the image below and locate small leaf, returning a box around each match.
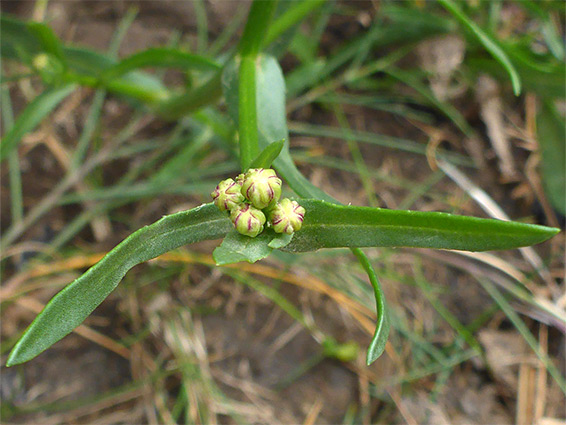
[6,203,232,366]
[284,200,560,252]
[1,84,76,163]
[268,231,293,248]
[213,228,292,265]
[249,139,285,169]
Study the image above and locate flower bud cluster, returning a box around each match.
[211,168,305,238]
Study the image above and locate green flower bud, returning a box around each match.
[241,168,282,209]
[211,178,245,211]
[230,203,266,237]
[268,198,305,234]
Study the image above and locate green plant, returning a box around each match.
[2,1,560,372]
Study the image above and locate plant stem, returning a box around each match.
[238,56,258,170]
[237,0,278,170]
[238,0,278,57]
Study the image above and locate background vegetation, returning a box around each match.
[1,1,564,423]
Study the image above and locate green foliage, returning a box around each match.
[6,204,232,366]
[0,84,76,162]
[249,139,285,169]
[538,101,566,215]
[438,0,521,95]
[2,0,562,372]
[100,47,221,81]
[213,229,293,265]
[284,200,558,252]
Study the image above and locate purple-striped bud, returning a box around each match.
[241,168,282,209]
[211,178,245,211]
[268,198,305,234]
[230,203,266,237]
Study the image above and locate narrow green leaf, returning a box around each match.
[478,277,566,394]
[438,0,522,95]
[1,15,41,61]
[0,84,76,163]
[100,47,221,82]
[538,100,566,215]
[284,200,560,253]
[249,139,285,169]
[213,228,292,265]
[467,58,564,99]
[352,249,390,365]
[6,203,232,366]
[386,68,473,136]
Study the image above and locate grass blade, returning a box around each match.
[0,84,76,163]
[438,0,521,95]
[477,277,566,394]
[537,100,565,215]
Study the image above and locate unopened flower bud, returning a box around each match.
[241,168,282,209]
[211,178,244,211]
[268,198,305,234]
[230,203,266,237]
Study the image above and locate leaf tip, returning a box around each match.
[5,347,24,367]
[365,349,379,366]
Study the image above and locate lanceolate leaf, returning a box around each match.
[6,203,232,366]
[285,200,559,252]
[0,84,76,163]
[353,249,390,365]
[249,139,285,169]
[284,200,559,252]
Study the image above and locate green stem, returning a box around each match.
[238,0,278,57]
[238,56,258,170]
[237,0,278,171]
[1,88,23,224]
